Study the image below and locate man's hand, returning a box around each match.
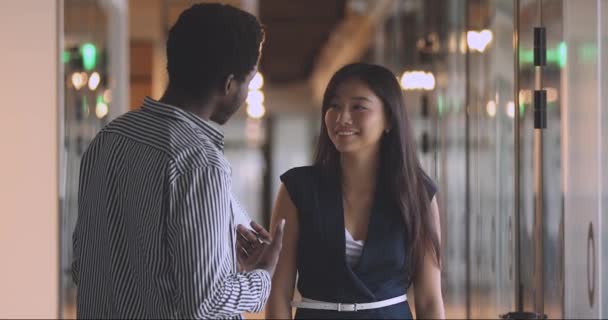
[236,220,285,276]
[236,221,270,271]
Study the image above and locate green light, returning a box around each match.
[519,42,567,68]
[80,43,97,71]
[520,49,534,64]
[437,95,445,116]
[558,42,567,68]
[62,51,70,63]
[519,102,525,118]
[547,49,558,63]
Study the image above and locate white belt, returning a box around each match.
[291,294,407,312]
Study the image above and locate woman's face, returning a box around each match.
[324,78,389,155]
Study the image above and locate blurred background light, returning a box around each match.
[249,72,264,91]
[246,72,266,119]
[467,29,493,52]
[506,101,516,118]
[246,103,266,119]
[71,72,86,90]
[400,71,436,91]
[80,43,97,71]
[88,71,100,91]
[487,100,497,117]
[95,95,108,119]
[246,89,265,106]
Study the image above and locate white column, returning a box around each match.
[101,0,129,120]
[0,0,60,318]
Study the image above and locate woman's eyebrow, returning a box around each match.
[350,96,372,102]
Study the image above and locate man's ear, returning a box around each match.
[223,74,235,96]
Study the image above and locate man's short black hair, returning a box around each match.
[166,3,264,99]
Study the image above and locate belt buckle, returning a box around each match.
[336,303,358,312]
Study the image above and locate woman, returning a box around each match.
[266,63,444,319]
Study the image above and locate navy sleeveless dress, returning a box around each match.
[280,165,437,319]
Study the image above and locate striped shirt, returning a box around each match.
[72,97,270,319]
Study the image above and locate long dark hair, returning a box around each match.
[314,63,440,283]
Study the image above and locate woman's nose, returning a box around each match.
[336,110,352,124]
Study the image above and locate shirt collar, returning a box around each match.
[142,96,224,151]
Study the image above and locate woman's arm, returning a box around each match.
[413,196,445,319]
[265,184,300,319]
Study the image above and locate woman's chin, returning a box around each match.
[334,144,360,154]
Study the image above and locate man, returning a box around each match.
[72,3,284,319]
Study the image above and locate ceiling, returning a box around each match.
[259,0,346,83]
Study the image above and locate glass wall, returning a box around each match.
[366,1,517,318]
[363,1,518,318]
[432,1,468,318]
[466,1,516,318]
[562,0,606,318]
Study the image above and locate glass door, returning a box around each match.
[434,1,517,318]
[517,0,564,318]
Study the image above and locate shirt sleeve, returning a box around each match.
[168,166,271,319]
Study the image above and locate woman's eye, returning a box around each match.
[328,103,340,109]
[353,105,367,110]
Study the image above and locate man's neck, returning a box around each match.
[159,88,215,120]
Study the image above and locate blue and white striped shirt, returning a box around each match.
[73,97,270,319]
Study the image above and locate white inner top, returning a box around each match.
[345,228,365,268]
